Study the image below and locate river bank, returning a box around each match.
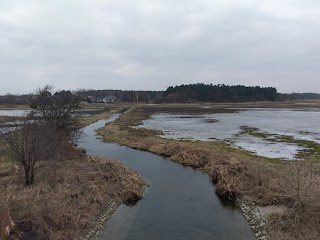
[97,104,320,240]
[81,115,255,240]
[2,102,320,239]
[0,147,145,239]
[0,108,145,240]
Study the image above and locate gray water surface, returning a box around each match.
[0,109,102,117]
[0,110,29,116]
[78,115,255,240]
[139,109,320,160]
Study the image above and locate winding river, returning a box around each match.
[78,114,255,240]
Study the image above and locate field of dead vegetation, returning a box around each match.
[0,142,144,240]
[0,107,145,240]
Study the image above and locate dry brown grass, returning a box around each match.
[0,105,30,110]
[267,162,320,239]
[80,110,113,127]
[97,104,320,239]
[0,148,144,240]
[79,104,131,127]
[0,116,16,124]
[98,106,284,205]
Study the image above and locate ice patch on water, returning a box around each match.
[232,135,304,160]
[137,109,320,160]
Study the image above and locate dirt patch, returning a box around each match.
[258,205,288,219]
[8,220,37,240]
[204,119,219,123]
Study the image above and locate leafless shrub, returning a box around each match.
[286,161,318,207]
[0,85,82,185]
[0,117,62,185]
[267,161,320,239]
[30,85,81,142]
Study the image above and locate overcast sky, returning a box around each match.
[0,0,319,94]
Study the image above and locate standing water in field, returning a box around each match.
[78,115,255,240]
[0,110,29,116]
[139,108,320,160]
[0,109,103,117]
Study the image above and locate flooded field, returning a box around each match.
[0,110,29,116]
[138,108,320,160]
[0,109,104,117]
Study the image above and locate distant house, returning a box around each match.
[86,96,96,101]
[98,95,117,103]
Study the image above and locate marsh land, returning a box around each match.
[1,100,320,240]
[97,101,320,240]
[0,105,144,239]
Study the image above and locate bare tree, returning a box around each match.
[0,117,60,185]
[0,86,81,185]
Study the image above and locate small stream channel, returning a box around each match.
[78,114,255,240]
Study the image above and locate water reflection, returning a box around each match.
[78,115,255,240]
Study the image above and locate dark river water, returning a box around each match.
[78,114,255,240]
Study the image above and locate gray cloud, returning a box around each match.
[0,0,319,94]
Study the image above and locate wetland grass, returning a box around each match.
[239,126,320,161]
[0,108,145,239]
[97,104,320,240]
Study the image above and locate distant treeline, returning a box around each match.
[75,89,163,103]
[162,84,278,103]
[0,94,31,105]
[75,85,320,103]
[278,93,320,101]
[1,84,320,104]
